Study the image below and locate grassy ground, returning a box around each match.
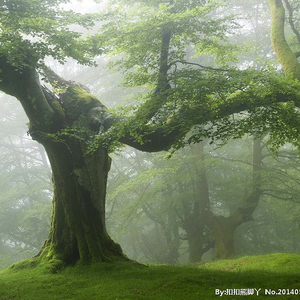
[0,253,300,299]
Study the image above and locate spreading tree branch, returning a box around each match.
[283,0,300,45]
[0,57,54,132]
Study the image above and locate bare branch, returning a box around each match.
[169,60,230,72]
[263,191,299,202]
[283,0,300,44]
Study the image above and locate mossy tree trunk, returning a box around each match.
[211,211,253,259]
[211,216,236,259]
[183,218,210,263]
[0,59,128,265]
[40,138,127,264]
[36,89,130,264]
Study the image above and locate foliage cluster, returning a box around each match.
[0,0,101,67]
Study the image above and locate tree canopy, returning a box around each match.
[0,0,101,66]
[93,0,300,153]
[1,0,300,150]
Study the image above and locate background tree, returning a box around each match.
[0,95,52,269]
[106,137,300,264]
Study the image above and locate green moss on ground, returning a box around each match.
[0,253,300,299]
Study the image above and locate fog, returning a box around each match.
[1,0,300,270]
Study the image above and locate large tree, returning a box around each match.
[0,0,300,266]
[0,0,127,265]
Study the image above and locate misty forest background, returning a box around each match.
[1,0,300,270]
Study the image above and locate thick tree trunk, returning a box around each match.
[212,216,236,259]
[0,61,130,266]
[185,225,205,263]
[38,136,128,265]
[184,217,215,263]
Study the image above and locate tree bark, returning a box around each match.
[185,222,206,263]
[211,216,236,259]
[39,137,127,264]
[0,59,128,265]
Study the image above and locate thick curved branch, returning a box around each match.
[41,65,90,92]
[119,0,300,153]
[263,191,298,202]
[119,126,180,152]
[118,84,300,152]
[0,57,54,132]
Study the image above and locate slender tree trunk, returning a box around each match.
[211,139,263,259]
[142,200,180,264]
[181,142,213,263]
[162,210,180,264]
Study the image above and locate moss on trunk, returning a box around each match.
[38,137,128,265]
[211,216,237,259]
[186,229,206,263]
[22,83,130,266]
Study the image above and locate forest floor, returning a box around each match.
[0,253,299,299]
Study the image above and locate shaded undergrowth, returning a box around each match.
[0,253,300,299]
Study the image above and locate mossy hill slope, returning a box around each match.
[0,253,300,299]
